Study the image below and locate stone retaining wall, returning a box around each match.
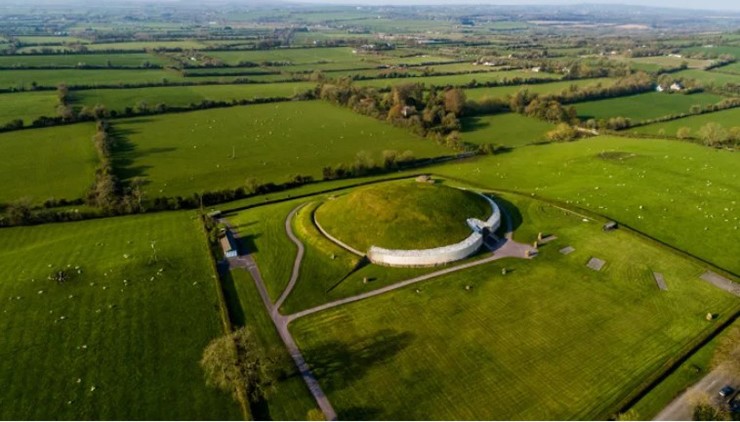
[367,193,501,267]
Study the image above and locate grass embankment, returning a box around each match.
[110,101,450,198]
[316,180,490,251]
[431,136,740,274]
[0,123,98,205]
[0,212,240,419]
[289,193,739,420]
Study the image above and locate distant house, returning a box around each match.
[401,106,416,117]
[670,82,683,91]
[655,85,664,92]
[531,66,541,72]
[220,231,238,258]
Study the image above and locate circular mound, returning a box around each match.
[315,180,492,251]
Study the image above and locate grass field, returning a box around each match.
[608,55,713,70]
[711,61,740,75]
[575,92,726,122]
[0,53,167,68]
[0,90,57,125]
[207,47,359,66]
[70,82,316,112]
[431,136,740,274]
[16,36,90,45]
[0,68,184,89]
[289,193,739,420]
[461,113,555,147]
[354,70,560,89]
[630,108,740,137]
[111,101,450,198]
[315,180,491,250]
[464,77,616,101]
[0,123,97,205]
[672,69,740,87]
[84,40,208,51]
[0,212,240,419]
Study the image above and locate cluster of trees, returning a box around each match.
[675,122,740,148]
[321,150,418,180]
[612,97,740,131]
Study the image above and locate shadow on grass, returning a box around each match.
[302,329,415,394]
[217,262,246,327]
[460,116,492,133]
[490,194,523,234]
[340,406,383,420]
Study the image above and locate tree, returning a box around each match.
[676,127,692,139]
[245,178,261,194]
[443,88,466,116]
[546,123,577,142]
[698,122,729,147]
[6,198,32,225]
[200,327,280,401]
[692,403,728,421]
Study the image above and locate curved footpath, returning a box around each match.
[221,202,532,421]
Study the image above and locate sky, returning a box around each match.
[287,0,740,11]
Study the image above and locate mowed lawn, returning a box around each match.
[464,77,616,101]
[70,82,316,112]
[0,212,240,420]
[461,113,554,147]
[630,107,740,137]
[432,136,740,274]
[0,90,58,125]
[111,101,451,197]
[289,194,739,420]
[575,92,725,122]
[0,123,98,204]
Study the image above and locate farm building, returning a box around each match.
[220,231,238,258]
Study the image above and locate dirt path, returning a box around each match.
[653,365,737,421]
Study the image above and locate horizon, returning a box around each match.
[284,0,740,11]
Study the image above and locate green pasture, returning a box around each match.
[609,55,713,70]
[431,136,740,274]
[0,53,167,68]
[16,36,90,45]
[681,45,740,58]
[70,82,316,111]
[354,70,560,89]
[711,61,740,74]
[0,212,240,419]
[0,68,184,89]
[461,113,555,147]
[290,193,739,420]
[465,77,617,101]
[110,101,450,198]
[0,90,57,125]
[84,40,208,51]
[315,180,490,251]
[575,92,725,122]
[630,108,740,137]
[206,47,358,66]
[0,123,98,205]
[672,69,740,87]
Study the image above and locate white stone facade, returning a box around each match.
[367,192,501,267]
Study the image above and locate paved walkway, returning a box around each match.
[220,199,532,421]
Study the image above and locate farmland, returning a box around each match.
[0,123,98,205]
[630,108,740,137]
[0,212,241,419]
[0,2,739,421]
[460,113,554,147]
[289,193,739,420]
[575,92,726,122]
[110,101,450,197]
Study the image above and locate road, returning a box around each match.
[654,365,738,421]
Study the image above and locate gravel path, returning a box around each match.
[700,271,740,297]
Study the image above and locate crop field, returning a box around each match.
[355,70,560,89]
[465,77,617,100]
[575,92,726,122]
[0,90,58,125]
[290,192,739,420]
[0,68,184,89]
[630,107,740,137]
[0,212,241,419]
[70,82,316,111]
[0,53,167,68]
[110,101,450,197]
[432,136,740,274]
[460,113,555,147]
[0,123,98,205]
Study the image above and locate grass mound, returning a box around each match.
[314,180,491,251]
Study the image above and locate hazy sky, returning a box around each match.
[288,0,740,11]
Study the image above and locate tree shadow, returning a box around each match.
[302,329,415,394]
[109,126,176,186]
[460,116,491,133]
[340,406,383,420]
[216,262,246,327]
[234,232,261,255]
